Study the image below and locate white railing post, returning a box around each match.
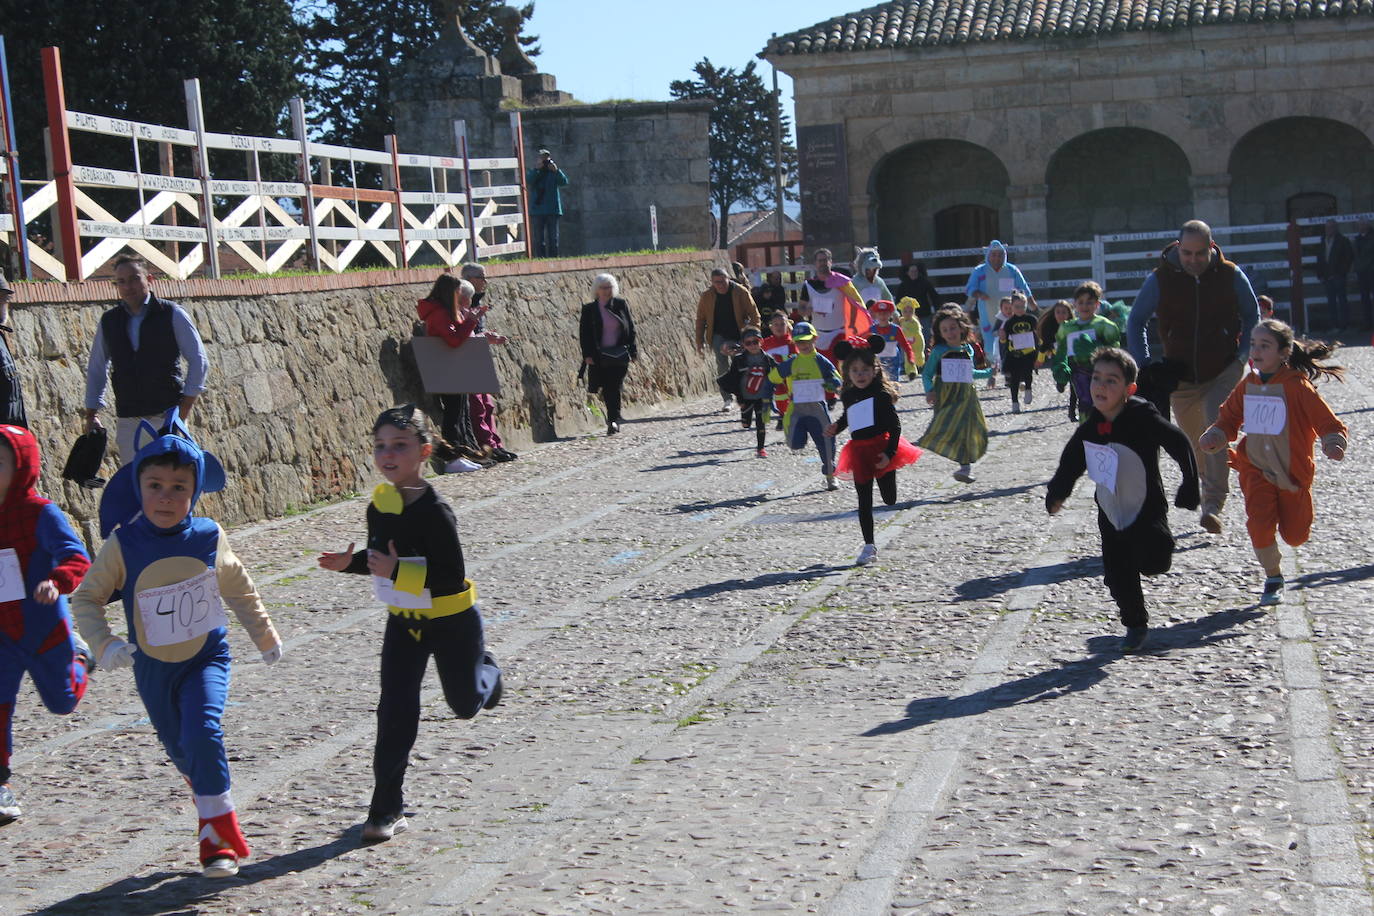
[1091,234,1106,294]
[183,78,220,278]
[289,98,322,272]
[454,119,478,262]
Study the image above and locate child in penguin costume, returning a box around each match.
[72,408,282,878]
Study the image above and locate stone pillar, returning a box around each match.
[1189,173,1232,229]
[1009,184,1049,244]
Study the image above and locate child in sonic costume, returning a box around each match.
[72,409,282,878]
[0,424,92,823]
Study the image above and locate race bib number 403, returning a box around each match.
[137,568,227,647]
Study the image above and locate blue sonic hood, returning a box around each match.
[98,407,226,537]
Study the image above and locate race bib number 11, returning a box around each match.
[137,568,227,647]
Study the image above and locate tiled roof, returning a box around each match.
[765,0,1374,53]
[726,209,802,246]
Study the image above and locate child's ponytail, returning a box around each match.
[1256,319,1346,383]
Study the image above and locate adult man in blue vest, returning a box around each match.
[82,255,209,465]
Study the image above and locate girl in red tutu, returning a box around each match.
[826,336,922,566]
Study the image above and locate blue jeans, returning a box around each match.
[531,213,560,258]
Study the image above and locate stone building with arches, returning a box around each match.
[763,2,1374,255]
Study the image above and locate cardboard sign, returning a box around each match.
[848,397,875,431]
[411,336,501,395]
[0,548,24,603]
[1011,331,1036,351]
[1244,395,1287,436]
[137,568,227,647]
[1084,441,1119,493]
[940,359,974,384]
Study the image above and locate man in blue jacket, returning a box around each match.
[527,148,569,258]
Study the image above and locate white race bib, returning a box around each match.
[1084,441,1119,493]
[791,378,825,404]
[1244,395,1287,436]
[372,557,432,609]
[0,548,25,603]
[1011,331,1036,351]
[848,397,875,431]
[998,276,1017,293]
[809,285,839,316]
[137,568,228,647]
[940,359,974,384]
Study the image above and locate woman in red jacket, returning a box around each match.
[417,274,486,471]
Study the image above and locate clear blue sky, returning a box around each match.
[525,1,845,119]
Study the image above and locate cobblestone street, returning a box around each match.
[4,347,1374,916]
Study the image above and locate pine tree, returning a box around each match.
[670,58,798,249]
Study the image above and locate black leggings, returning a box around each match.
[856,471,899,544]
[741,400,768,449]
[592,361,629,423]
[371,609,500,820]
[1100,516,1174,628]
[1003,353,1035,400]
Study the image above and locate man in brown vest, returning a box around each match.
[1126,220,1259,534]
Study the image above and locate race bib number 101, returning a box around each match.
[136,568,227,647]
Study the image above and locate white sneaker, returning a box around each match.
[362,814,408,842]
[1024,389,1034,405]
[202,856,239,878]
[444,457,483,473]
[856,544,878,566]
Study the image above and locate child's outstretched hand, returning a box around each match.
[1198,427,1226,454]
[100,638,136,670]
[1047,498,1064,515]
[875,454,890,470]
[824,422,839,437]
[33,579,58,604]
[1323,440,1346,461]
[368,541,400,579]
[925,393,936,406]
[261,643,284,665]
[317,543,356,572]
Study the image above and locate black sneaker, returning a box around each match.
[484,666,503,710]
[1121,627,1149,653]
[1260,575,1285,606]
[491,448,518,462]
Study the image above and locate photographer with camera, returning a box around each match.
[526,148,570,258]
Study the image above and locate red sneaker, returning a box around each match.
[199,810,250,866]
[756,448,768,458]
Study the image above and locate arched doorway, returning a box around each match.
[871,140,1011,255]
[1230,118,1374,225]
[1046,128,1193,241]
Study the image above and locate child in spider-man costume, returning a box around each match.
[0,424,92,824]
[72,409,282,877]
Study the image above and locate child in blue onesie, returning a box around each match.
[73,410,282,878]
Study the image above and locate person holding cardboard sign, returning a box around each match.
[1047,348,1199,653]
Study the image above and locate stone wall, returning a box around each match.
[8,250,726,541]
[769,17,1374,251]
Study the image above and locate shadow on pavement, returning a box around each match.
[672,492,779,513]
[861,607,1263,737]
[669,564,844,600]
[1293,563,1374,589]
[34,830,365,915]
[954,557,1101,602]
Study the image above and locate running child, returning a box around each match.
[1199,320,1348,605]
[826,338,922,566]
[768,321,843,491]
[1052,281,1122,422]
[919,306,991,483]
[319,406,502,842]
[72,409,282,877]
[761,312,796,431]
[897,296,928,374]
[1038,300,1075,417]
[1046,348,1200,652]
[999,294,1040,413]
[0,425,91,824]
[868,300,916,382]
[721,327,776,457]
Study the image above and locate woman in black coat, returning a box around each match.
[579,273,638,435]
[894,261,941,344]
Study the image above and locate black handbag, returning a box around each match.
[597,344,631,366]
[62,427,108,489]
